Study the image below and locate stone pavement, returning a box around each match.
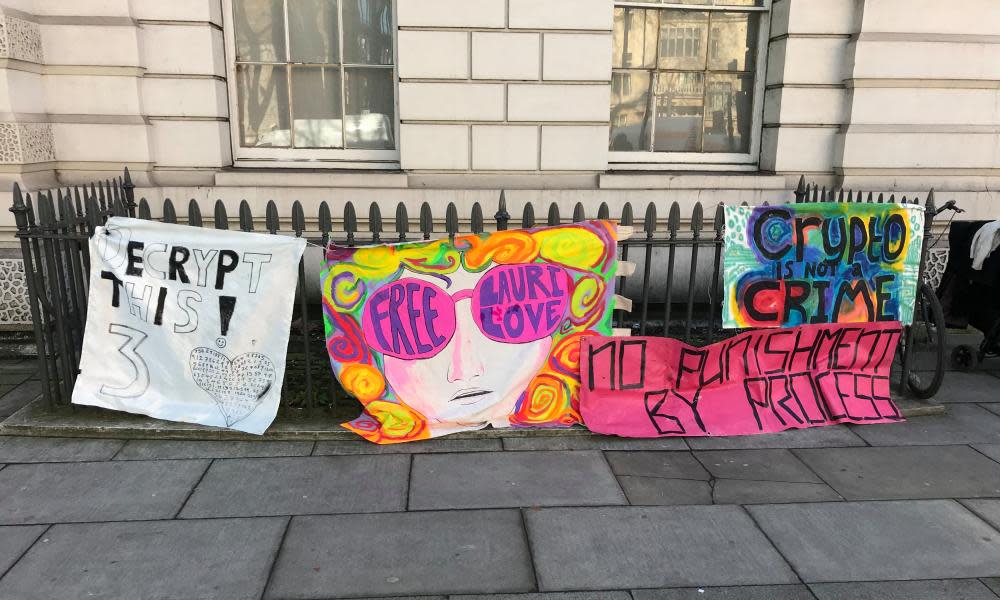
[0,358,1000,599]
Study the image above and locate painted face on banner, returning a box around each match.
[321,221,619,444]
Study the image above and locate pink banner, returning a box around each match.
[580,322,903,438]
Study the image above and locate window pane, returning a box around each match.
[236,64,290,147]
[288,0,339,63]
[707,12,758,71]
[653,72,704,152]
[658,10,708,70]
[343,0,394,65]
[234,0,286,62]
[613,8,658,69]
[344,68,395,149]
[610,71,652,151]
[703,72,753,152]
[291,67,343,147]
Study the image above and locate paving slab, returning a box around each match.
[409,451,626,510]
[926,371,1000,403]
[315,437,502,454]
[694,449,823,483]
[180,455,409,518]
[0,436,123,463]
[796,445,1000,500]
[502,435,687,451]
[0,380,42,418]
[851,404,1000,446]
[617,476,712,506]
[975,444,1000,464]
[961,499,1000,530]
[605,451,710,480]
[0,459,208,524]
[524,505,797,590]
[748,500,1000,582]
[0,517,286,600]
[712,480,841,505]
[632,585,817,600]
[266,510,534,598]
[983,578,1000,597]
[809,579,1000,600]
[685,426,866,450]
[114,439,314,460]
[452,594,631,600]
[0,525,45,576]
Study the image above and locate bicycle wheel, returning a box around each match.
[899,282,946,399]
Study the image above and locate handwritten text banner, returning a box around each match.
[580,322,903,439]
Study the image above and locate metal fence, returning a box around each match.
[10,168,940,414]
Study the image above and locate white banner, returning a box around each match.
[73,217,306,434]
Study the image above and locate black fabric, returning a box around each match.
[938,220,1000,332]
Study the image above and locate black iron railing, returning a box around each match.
[10,168,940,413]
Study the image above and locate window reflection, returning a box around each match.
[610,4,760,154]
[233,0,396,150]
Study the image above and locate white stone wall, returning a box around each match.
[0,0,994,238]
[396,0,613,172]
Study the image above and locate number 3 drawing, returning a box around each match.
[99,323,150,399]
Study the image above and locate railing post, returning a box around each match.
[495,190,510,231]
[11,185,55,408]
[122,166,137,217]
[793,175,807,203]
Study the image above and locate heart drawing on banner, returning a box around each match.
[95,222,131,268]
[190,347,277,427]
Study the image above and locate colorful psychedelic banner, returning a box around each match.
[723,202,924,328]
[73,218,306,434]
[322,220,618,444]
[580,322,903,439]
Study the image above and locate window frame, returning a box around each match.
[608,0,772,171]
[222,0,401,169]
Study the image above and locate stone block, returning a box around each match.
[502,435,686,451]
[525,506,797,589]
[508,0,614,30]
[0,525,45,577]
[0,380,42,419]
[140,24,224,76]
[0,518,285,600]
[114,440,313,461]
[686,426,866,451]
[399,83,505,121]
[695,449,822,482]
[315,437,502,455]
[633,585,816,600]
[617,476,712,506]
[543,34,613,81]
[797,445,1000,500]
[151,120,231,167]
[0,460,208,524]
[44,75,141,116]
[962,499,1000,531]
[712,480,841,505]
[141,77,229,118]
[0,437,123,463]
[540,125,609,170]
[749,500,1000,582]
[851,404,1000,446]
[400,124,469,170]
[509,85,610,122]
[472,125,539,170]
[180,455,409,518]
[397,0,506,28]
[810,579,1000,600]
[398,31,469,80]
[265,510,534,597]
[606,451,710,480]
[472,32,540,80]
[409,451,625,509]
[41,24,140,67]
